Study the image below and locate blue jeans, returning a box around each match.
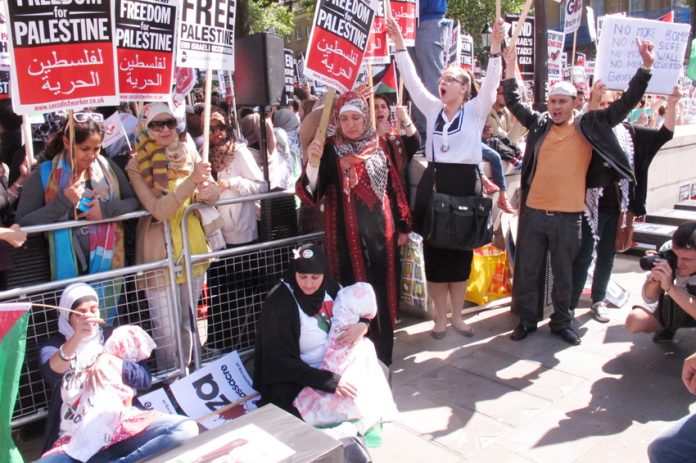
[649,412,696,463]
[35,415,199,463]
[480,143,507,190]
[570,211,619,309]
[409,18,446,144]
[511,207,582,330]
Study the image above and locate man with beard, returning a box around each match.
[503,39,654,345]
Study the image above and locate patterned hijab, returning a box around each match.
[331,92,386,197]
[206,106,236,174]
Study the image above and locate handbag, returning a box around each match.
[423,133,493,251]
[399,232,428,317]
[615,210,635,252]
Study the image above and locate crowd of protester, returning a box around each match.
[2,11,696,460]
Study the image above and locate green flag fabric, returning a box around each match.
[0,304,32,463]
[688,38,696,82]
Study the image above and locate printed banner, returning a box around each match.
[595,15,691,94]
[284,48,295,95]
[0,3,10,69]
[564,0,583,35]
[116,0,177,102]
[169,351,258,430]
[445,20,460,67]
[364,1,388,65]
[459,34,474,70]
[176,0,236,71]
[304,0,379,93]
[6,0,119,115]
[389,0,416,47]
[0,71,9,101]
[547,30,565,83]
[137,388,178,415]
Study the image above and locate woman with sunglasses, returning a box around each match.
[386,18,504,339]
[126,103,219,372]
[16,110,140,318]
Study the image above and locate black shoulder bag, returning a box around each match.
[423,111,493,250]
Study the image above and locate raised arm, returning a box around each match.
[502,46,542,129]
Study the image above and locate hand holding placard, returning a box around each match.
[636,37,655,68]
[386,17,405,51]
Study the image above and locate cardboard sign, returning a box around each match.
[548,30,565,83]
[304,0,379,93]
[364,2,388,65]
[595,16,691,94]
[137,387,178,415]
[389,0,416,47]
[169,351,258,430]
[177,0,236,70]
[6,0,119,115]
[564,0,583,35]
[460,34,474,70]
[116,0,177,102]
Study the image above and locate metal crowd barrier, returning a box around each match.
[8,191,324,428]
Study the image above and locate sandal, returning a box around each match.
[481,175,500,195]
[453,323,474,337]
[497,194,517,214]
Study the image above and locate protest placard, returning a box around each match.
[169,351,258,430]
[5,0,118,115]
[595,15,691,94]
[304,0,379,93]
[116,0,177,102]
[389,0,416,47]
[447,20,461,67]
[137,388,178,415]
[101,112,127,149]
[0,3,10,69]
[460,34,474,70]
[364,1,389,65]
[506,14,535,80]
[177,0,236,71]
[564,0,583,35]
[0,70,8,100]
[548,30,565,83]
[284,48,295,96]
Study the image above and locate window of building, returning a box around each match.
[306,25,311,37]
[296,27,302,40]
[590,0,603,17]
[628,0,645,14]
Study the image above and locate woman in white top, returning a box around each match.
[386,17,504,339]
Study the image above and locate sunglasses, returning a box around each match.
[148,118,177,132]
[73,112,104,123]
[210,125,226,133]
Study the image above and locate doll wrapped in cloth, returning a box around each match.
[294,282,398,429]
[60,325,158,462]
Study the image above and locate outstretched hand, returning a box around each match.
[636,37,655,68]
[385,18,405,50]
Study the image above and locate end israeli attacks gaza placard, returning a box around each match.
[177,0,236,71]
[595,16,691,94]
[169,351,259,430]
[305,0,379,93]
[5,0,119,115]
[116,0,177,102]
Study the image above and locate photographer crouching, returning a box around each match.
[626,221,696,343]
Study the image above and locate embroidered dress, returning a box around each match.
[296,94,412,366]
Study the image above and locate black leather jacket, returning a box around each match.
[503,68,652,206]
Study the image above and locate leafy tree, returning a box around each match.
[447,0,525,64]
[244,0,295,37]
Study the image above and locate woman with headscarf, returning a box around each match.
[126,102,219,372]
[16,111,140,319]
[36,283,198,463]
[253,244,368,417]
[386,18,504,339]
[297,91,412,367]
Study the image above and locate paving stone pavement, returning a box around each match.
[371,253,696,462]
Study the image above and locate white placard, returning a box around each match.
[101,112,127,149]
[547,30,565,83]
[169,351,258,429]
[595,15,691,94]
[176,0,236,70]
[563,0,583,35]
[137,388,178,415]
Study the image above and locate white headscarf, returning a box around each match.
[58,283,104,365]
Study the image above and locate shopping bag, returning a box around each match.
[399,232,428,318]
[465,245,512,305]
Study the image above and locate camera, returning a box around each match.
[639,249,678,272]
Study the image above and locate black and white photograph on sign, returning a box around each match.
[594,15,691,94]
[176,0,236,71]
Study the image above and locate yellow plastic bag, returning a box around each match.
[465,245,512,305]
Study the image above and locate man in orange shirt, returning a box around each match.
[502,40,654,345]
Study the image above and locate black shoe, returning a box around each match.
[511,324,537,341]
[553,327,581,345]
[653,329,675,344]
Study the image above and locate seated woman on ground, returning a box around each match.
[35,283,198,463]
[253,244,368,417]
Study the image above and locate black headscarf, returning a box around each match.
[285,244,333,316]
